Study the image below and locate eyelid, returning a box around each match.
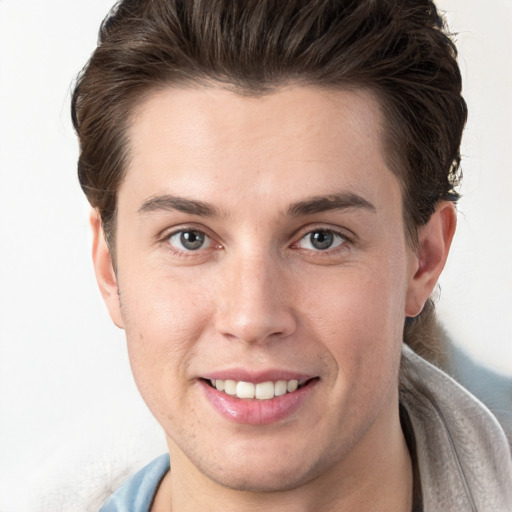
[291,224,356,247]
[161,224,222,254]
[168,230,212,251]
[297,230,346,250]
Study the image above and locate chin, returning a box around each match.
[204,462,318,493]
[191,441,333,494]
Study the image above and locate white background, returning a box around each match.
[0,1,511,510]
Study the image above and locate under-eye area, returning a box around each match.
[202,377,319,400]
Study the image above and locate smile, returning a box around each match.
[200,369,320,424]
[207,378,310,400]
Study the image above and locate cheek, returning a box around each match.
[302,259,408,381]
[117,270,211,403]
[120,263,211,339]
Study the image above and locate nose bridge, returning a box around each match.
[215,246,295,344]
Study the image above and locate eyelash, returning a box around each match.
[162,226,354,257]
[164,227,218,256]
[292,228,351,253]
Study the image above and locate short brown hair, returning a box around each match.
[71,0,467,354]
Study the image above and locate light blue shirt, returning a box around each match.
[99,454,170,512]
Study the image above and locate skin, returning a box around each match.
[91,86,456,511]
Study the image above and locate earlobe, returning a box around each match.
[405,201,457,317]
[90,210,125,329]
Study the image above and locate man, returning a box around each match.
[72,0,512,510]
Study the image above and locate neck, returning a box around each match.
[153,397,413,512]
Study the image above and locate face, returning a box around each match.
[94,86,438,493]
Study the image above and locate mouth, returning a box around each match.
[199,371,320,424]
[201,377,318,400]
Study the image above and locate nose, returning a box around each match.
[214,250,297,345]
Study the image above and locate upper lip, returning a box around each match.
[201,368,316,384]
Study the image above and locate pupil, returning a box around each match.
[180,231,204,250]
[311,231,333,250]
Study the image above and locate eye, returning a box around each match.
[296,229,347,251]
[168,229,212,252]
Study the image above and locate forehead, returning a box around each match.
[121,85,399,217]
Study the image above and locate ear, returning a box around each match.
[90,210,125,329]
[405,201,457,317]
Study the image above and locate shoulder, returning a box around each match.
[99,454,170,512]
[400,345,512,511]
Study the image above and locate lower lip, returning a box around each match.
[200,380,317,425]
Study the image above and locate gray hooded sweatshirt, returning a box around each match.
[400,344,512,511]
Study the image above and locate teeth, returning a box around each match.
[236,381,255,399]
[274,380,287,397]
[255,381,274,400]
[287,380,298,393]
[224,380,237,396]
[211,378,307,400]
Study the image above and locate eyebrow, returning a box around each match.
[138,195,221,217]
[137,191,376,218]
[287,192,376,216]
